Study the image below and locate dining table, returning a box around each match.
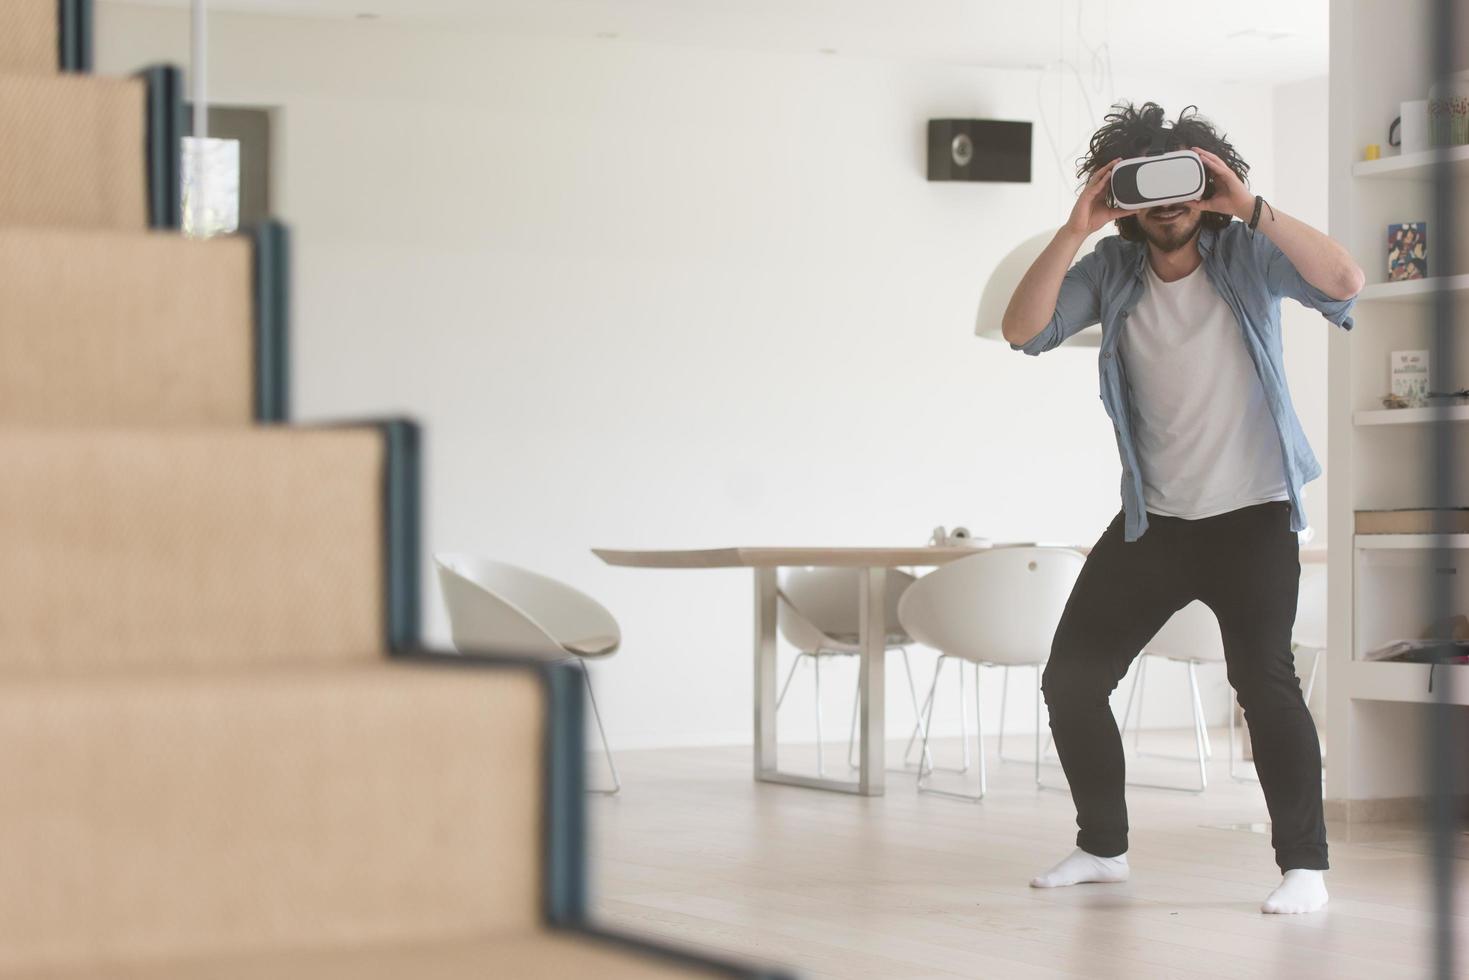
[592,544,1328,797]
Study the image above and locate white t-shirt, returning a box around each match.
[1118,260,1289,519]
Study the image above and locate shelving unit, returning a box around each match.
[1356,273,1469,304]
[1351,143,1469,180]
[1345,661,1469,707]
[1354,533,1469,550]
[1354,405,1469,425]
[1327,1,1468,811]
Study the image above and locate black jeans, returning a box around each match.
[1042,501,1328,872]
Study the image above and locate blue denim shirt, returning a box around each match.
[1012,220,1357,542]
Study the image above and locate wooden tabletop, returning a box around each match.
[592,544,1081,568]
[593,545,1329,568]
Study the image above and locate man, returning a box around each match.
[1001,103,1362,915]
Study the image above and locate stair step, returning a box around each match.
[0,932,704,980]
[0,659,550,971]
[0,423,421,670]
[0,223,289,425]
[0,0,90,75]
[0,66,180,230]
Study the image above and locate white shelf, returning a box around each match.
[1355,533,1469,550]
[1346,660,1469,706]
[1327,2,1469,803]
[1356,274,1469,305]
[1355,405,1469,425]
[1352,144,1469,180]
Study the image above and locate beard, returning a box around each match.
[1136,209,1202,254]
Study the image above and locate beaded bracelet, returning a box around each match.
[1248,194,1275,236]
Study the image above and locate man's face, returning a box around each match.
[1133,201,1202,254]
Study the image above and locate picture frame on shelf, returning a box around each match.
[1387,221,1428,281]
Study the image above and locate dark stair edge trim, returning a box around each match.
[58,0,92,73]
[381,419,421,655]
[248,221,290,422]
[540,655,588,928]
[140,65,183,230]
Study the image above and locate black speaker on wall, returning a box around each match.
[927,119,1032,182]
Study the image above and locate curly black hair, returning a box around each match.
[1077,102,1250,241]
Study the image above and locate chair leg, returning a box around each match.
[997,662,1053,780]
[915,654,969,775]
[579,660,621,796]
[957,659,970,772]
[907,653,950,767]
[843,648,932,774]
[1034,663,1043,788]
[918,656,986,802]
[1302,648,1323,707]
[997,664,1009,759]
[776,653,804,710]
[905,665,934,766]
[975,662,988,796]
[1229,695,1260,783]
[1035,666,1066,789]
[1129,657,1148,752]
[1192,669,1213,760]
[1188,661,1207,790]
[899,648,932,770]
[1302,648,1327,766]
[1125,659,1207,793]
[814,654,824,778]
[1127,656,1216,765]
[917,657,942,788]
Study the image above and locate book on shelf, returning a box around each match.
[1390,349,1430,408]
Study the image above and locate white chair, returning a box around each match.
[1293,562,1327,710]
[898,547,1086,802]
[1116,599,1222,793]
[1121,563,1330,789]
[775,567,927,777]
[434,553,622,795]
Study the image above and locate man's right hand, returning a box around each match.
[1001,164,1121,347]
[1066,158,1129,237]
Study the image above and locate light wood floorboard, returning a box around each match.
[589,731,1466,979]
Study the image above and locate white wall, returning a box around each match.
[1275,75,1332,546]
[1273,75,1332,722]
[99,5,1315,748]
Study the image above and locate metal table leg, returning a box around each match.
[753,565,886,796]
[857,566,886,795]
[753,566,778,782]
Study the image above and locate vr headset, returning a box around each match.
[1109,147,1208,211]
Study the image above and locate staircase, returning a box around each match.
[0,6,782,978]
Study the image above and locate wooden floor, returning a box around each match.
[589,731,1467,979]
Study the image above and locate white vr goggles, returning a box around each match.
[1109,148,1207,210]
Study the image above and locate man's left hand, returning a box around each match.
[1184,146,1254,221]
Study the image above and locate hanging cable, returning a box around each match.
[190,0,208,236]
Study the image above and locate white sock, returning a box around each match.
[1261,869,1328,914]
[1029,848,1130,888]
